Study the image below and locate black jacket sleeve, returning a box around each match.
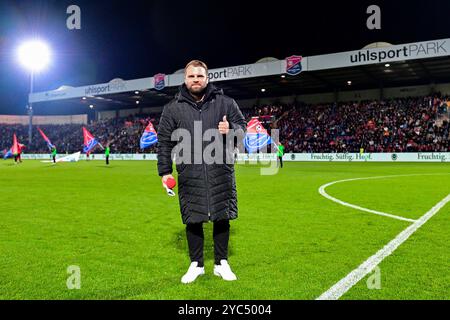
[157,103,177,176]
[227,99,246,132]
[226,99,247,152]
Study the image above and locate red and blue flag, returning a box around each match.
[11,134,25,155]
[244,117,273,153]
[140,121,158,149]
[37,127,55,150]
[12,133,19,155]
[82,127,98,153]
[2,148,12,159]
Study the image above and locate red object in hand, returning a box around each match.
[165,177,176,189]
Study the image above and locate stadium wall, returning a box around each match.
[0,114,88,125]
[237,82,450,106]
[98,106,164,120]
[97,110,116,120]
[21,152,450,162]
[119,108,140,117]
[94,82,450,119]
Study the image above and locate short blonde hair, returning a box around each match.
[184,60,208,74]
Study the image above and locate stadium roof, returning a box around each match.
[30,38,450,111]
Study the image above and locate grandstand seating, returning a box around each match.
[1,95,448,154]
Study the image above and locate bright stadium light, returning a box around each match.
[17,40,51,72]
[16,39,52,145]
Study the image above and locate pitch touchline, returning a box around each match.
[318,173,450,222]
[316,173,450,300]
[316,192,450,300]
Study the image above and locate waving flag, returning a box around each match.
[12,134,19,155]
[82,127,98,153]
[11,134,25,155]
[2,148,12,159]
[140,121,158,149]
[244,117,273,153]
[37,127,55,150]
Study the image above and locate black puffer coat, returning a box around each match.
[157,83,246,224]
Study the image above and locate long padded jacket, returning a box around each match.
[157,83,246,224]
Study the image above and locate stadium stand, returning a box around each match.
[1,94,448,154]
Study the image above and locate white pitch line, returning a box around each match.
[318,174,430,222]
[317,193,450,300]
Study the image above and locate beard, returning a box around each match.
[188,84,207,100]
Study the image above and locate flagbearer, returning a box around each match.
[105,145,110,165]
[277,142,285,168]
[12,134,24,164]
[51,146,57,164]
[14,152,20,164]
[17,143,23,163]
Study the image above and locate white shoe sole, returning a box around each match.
[214,270,237,281]
[181,271,205,284]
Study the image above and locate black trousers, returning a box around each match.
[106,156,109,165]
[278,156,283,168]
[53,155,56,163]
[186,220,230,267]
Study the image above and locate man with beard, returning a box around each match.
[157,60,246,284]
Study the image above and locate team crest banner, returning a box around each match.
[286,55,303,75]
[154,73,166,91]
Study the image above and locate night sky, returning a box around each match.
[0,0,449,114]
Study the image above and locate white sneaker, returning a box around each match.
[214,260,237,281]
[181,262,205,284]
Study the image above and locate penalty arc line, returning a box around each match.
[317,193,450,300]
[316,190,450,300]
[318,174,450,223]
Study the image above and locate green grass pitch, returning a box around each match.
[0,160,449,299]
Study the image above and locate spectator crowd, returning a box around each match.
[1,95,449,154]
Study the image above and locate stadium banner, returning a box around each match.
[0,114,87,125]
[283,152,450,162]
[236,153,278,162]
[29,77,154,103]
[19,153,449,162]
[28,38,450,104]
[308,38,450,71]
[21,154,53,160]
[79,153,158,160]
[206,60,286,82]
[30,59,299,103]
[81,153,158,161]
[20,153,156,160]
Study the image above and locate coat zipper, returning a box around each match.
[199,108,211,221]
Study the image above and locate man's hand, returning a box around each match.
[218,115,229,134]
[162,174,174,188]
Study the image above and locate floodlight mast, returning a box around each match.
[17,40,51,145]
